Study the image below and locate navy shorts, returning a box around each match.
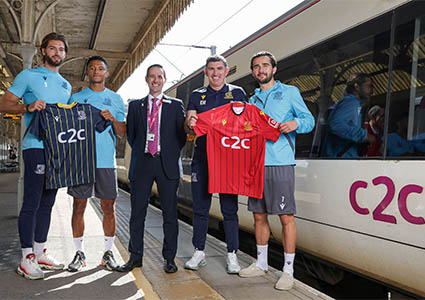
[68,168,117,200]
[248,165,296,215]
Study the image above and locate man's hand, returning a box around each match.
[100,109,115,122]
[278,120,298,133]
[188,115,198,129]
[28,100,46,112]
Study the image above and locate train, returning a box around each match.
[117,0,425,297]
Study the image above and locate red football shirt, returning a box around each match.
[194,102,281,198]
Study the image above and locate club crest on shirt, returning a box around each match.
[259,110,265,116]
[54,115,59,122]
[222,119,227,126]
[103,98,112,106]
[224,91,233,99]
[274,91,282,100]
[77,110,87,120]
[34,164,45,175]
[201,95,206,99]
[62,81,68,89]
[268,117,278,128]
[200,100,206,105]
[244,121,252,131]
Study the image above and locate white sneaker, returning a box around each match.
[17,253,44,280]
[239,262,267,278]
[275,272,294,290]
[184,250,206,270]
[226,251,240,274]
[36,249,64,270]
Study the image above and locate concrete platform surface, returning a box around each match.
[0,172,333,300]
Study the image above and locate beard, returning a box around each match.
[255,72,273,84]
[45,54,63,67]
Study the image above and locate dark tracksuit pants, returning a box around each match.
[19,149,57,249]
[191,150,239,252]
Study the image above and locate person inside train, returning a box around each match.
[323,73,376,158]
[238,51,315,291]
[364,105,385,156]
[66,56,126,272]
[184,55,248,274]
[119,64,186,274]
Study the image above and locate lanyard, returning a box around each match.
[148,97,163,130]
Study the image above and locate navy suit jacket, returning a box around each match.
[126,95,186,181]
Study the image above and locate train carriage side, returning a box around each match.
[124,0,425,297]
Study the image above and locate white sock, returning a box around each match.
[22,247,33,258]
[73,237,84,252]
[255,244,268,271]
[33,241,46,256]
[283,252,295,276]
[104,236,115,252]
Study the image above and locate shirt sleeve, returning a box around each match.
[252,105,281,142]
[29,110,45,140]
[187,92,198,111]
[288,86,315,134]
[91,105,111,132]
[115,95,125,122]
[7,70,29,99]
[193,108,215,137]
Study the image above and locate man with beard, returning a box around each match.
[238,51,314,291]
[184,55,247,274]
[0,32,71,279]
[66,56,125,272]
[323,73,376,158]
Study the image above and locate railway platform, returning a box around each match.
[0,172,332,300]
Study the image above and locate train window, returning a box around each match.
[385,3,425,158]
[313,12,392,159]
[176,71,204,108]
[176,71,204,160]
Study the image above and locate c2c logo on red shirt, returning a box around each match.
[221,136,250,149]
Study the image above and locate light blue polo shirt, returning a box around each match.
[69,88,125,168]
[8,66,72,150]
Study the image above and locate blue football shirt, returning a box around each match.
[30,102,110,189]
[69,88,125,168]
[7,66,71,150]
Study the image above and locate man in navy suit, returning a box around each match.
[119,64,186,273]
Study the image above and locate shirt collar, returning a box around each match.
[207,83,228,94]
[148,93,163,102]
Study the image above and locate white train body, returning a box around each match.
[118,0,425,296]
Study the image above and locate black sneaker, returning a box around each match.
[101,250,119,271]
[67,251,86,272]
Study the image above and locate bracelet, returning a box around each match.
[25,104,30,112]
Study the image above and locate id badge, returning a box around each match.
[147,133,155,141]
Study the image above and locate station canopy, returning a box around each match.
[0,0,193,95]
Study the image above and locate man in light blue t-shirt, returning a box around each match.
[0,32,71,280]
[66,56,126,272]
